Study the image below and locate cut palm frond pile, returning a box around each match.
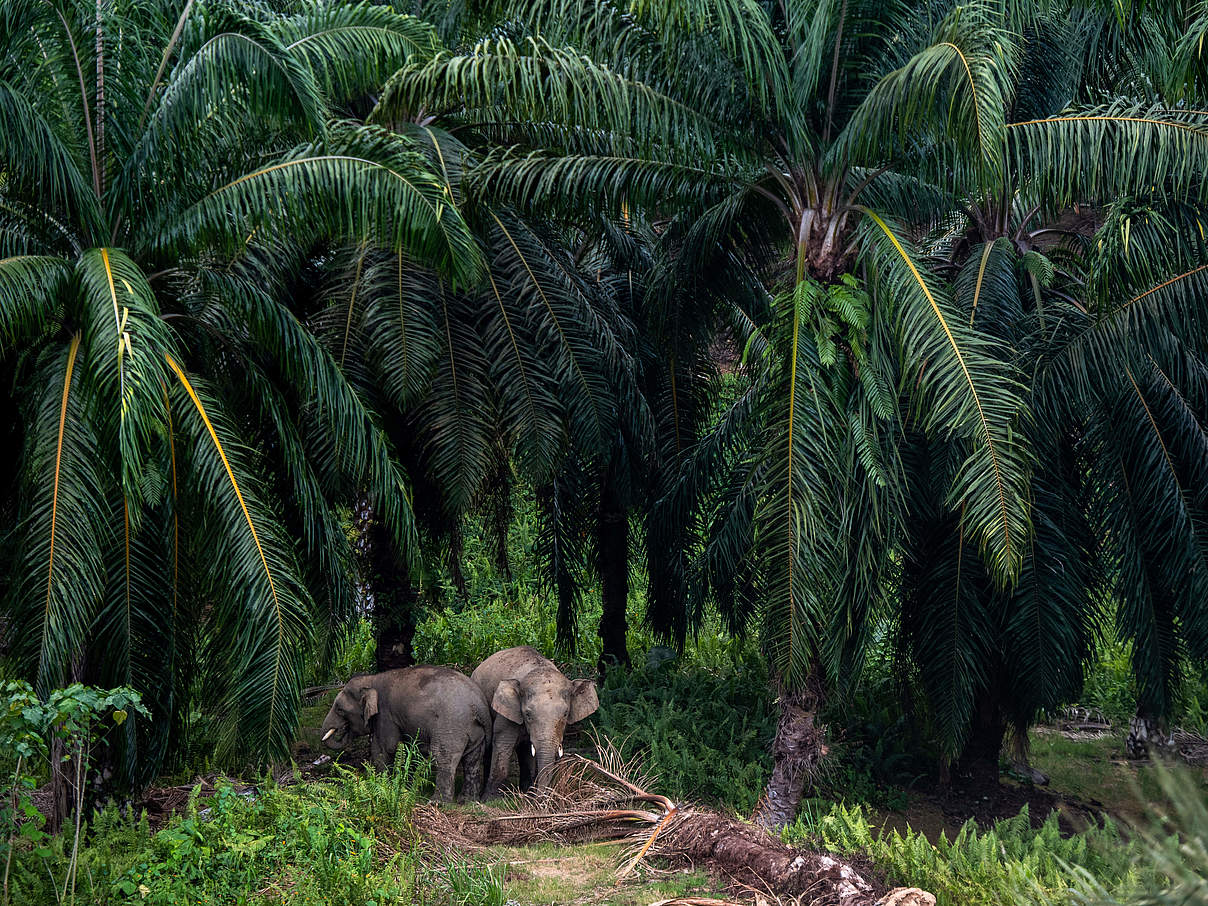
[415,744,901,905]
[1170,730,1208,766]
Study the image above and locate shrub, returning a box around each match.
[783,802,1160,906]
[1,682,148,905]
[590,650,775,814]
[818,634,935,810]
[1079,638,1138,726]
[328,618,377,681]
[5,746,502,906]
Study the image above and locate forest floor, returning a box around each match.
[868,724,1208,845]
[105,692,1206,905]
[256,692,1206,905]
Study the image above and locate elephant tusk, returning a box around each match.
[530,744,536,758]
[322,728,337,742]
[557,746,563,758]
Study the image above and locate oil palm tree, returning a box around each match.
[887,0,1208,774]
[318,54,664,667]
[385,0,1030,825]
[0,0,480,783]
[387,0,1208,823]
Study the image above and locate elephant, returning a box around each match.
[320,666,489,802]
[471,646,599,796]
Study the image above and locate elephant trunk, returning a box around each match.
[532,721,567,790]
[533,741,560,790]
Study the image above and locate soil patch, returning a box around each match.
[867,774,1108,845]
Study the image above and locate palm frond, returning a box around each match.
[1008,104,1208,206]
[0,256,71,350]
[272,2,440,107]
[376,36,719,158]
[859,210,1032,582]
[7,335,114,693]
[162,125,483,288]
[165,355,311,763]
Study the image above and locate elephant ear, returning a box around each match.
[492,680,524,724]
[361,686,380,724]
[569,679,599,723]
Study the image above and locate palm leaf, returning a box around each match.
[165,354,310,762]
[858,210,1031,582]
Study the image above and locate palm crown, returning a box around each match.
[0,0,482,779]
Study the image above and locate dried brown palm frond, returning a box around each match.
[484,740,887,905]
[490,742,676,846]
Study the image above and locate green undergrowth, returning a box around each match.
[1067,634,1208,735]
[4,748,503,906]
[591,645,775,814]
[783,801,1163,906]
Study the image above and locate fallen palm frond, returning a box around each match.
[471,741,888,905]
[1171,729,1208,765]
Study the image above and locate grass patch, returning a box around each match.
[485,842,715,906]
[1027,729,1208,824]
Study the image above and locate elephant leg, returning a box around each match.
[371,723,400,772]
[430,738,462,803]
[369,735,388,772]
[461,736,485,802]
[485,717,519,798]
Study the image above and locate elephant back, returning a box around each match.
[470,645,553,711]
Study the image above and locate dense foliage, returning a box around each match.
[362,0,1208,822]
[3,747,504,906]
[3,0,1208,869]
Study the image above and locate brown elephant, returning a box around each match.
[471,646,599,796]
[320,666,489,801]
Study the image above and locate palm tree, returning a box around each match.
[387,0,1208,823]
[885,0,1208,774]
[0,0,480,784]
[320,69,659,666]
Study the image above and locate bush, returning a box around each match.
[590,648,775,814]
[783,802,1160,906]
[819,634,934,810]
[1079,638,1138,726]
[413,592,567,668]
[329,618,377,681]
[5,747,503,906]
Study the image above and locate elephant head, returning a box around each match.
[320,677,379,750]
[491,665,598,789]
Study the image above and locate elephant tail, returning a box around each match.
[469,696,492,800]
[472,695,492,741]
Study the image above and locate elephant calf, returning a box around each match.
[471,646,599,797]
[320,666,489,802]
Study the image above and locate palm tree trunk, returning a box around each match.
[1126,708,1161,759]
[373,585,417,672]
[956,691,1006,787]
[596,479,630,672]
[753,682,827,830]
[361,507,417,672]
